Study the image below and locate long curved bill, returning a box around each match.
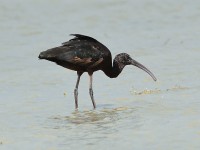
[131,59,157,81]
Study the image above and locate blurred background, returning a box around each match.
[0,0,200,149]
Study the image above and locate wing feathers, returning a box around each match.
[41,34,107,70]
[73,57,92,64]
[89,58,104,68]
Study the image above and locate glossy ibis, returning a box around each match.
[38,34,157,109]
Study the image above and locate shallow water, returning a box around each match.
[1,0,200,149]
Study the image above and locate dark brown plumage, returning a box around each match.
[39,34,157,109]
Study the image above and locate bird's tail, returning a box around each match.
[38,51,47,59]
[38,49,55,60]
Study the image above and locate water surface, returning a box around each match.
[0,0,200,149]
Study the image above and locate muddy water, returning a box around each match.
[0,0,200,149]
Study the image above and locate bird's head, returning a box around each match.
[114,53,157,81]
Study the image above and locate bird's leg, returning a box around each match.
[89,73,96,109]
[74,72,83,109]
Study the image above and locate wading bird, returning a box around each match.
[39,34,157,109]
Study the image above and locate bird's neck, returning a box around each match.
[103,59,125,78]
